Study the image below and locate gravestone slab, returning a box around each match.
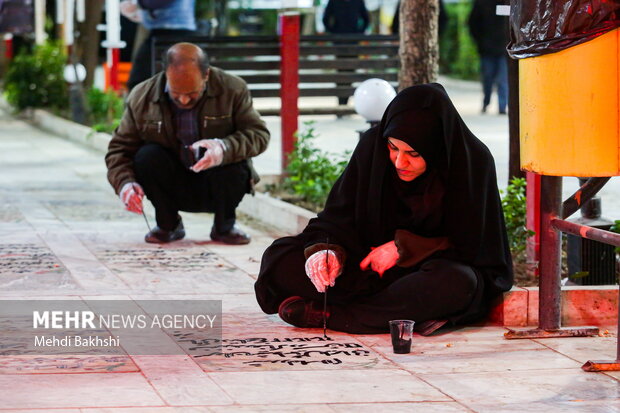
[0,243,66,276]
[0,355,139,374]
[94,246,238,275]
[0,243,77,291]
[43,200,135,221]
[173,331,393,371]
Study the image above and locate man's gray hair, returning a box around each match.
[163,45,210,76]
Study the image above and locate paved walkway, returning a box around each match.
[0,81,618,412]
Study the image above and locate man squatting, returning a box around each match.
[105,43,270,244]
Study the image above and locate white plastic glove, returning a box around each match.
[120,182,144,214]
[191,139,226,172]
[304,250,342,293]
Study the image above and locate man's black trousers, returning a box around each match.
[134,143,250,233]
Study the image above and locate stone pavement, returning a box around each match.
[0,82,619,412]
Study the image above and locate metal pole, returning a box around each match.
[561,177,611,220]
[539,175,562,330]
[551,219,620,247]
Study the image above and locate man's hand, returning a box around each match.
[120,182,144,214]
[360,240,399,277]
[191,139,226,172]
[305,250,342,293]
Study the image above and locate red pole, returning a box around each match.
[109,48,121,91]
[526,171,541,275]
[279,12,300,172]
[4,33,13,60]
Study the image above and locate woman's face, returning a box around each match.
[387,137,427,181]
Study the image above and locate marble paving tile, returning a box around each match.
[185,330,393,372]
[0,409,79,413]
[42,200,137,222]
[208,369,451,404]
[0,202,25,222]
[129,293,261,314]
[390,348,580,374]
[220,311,293,332]
[0,355,139,374]
[355,326,510,347]
[0,241,78,291]
[13,204,129,290]
[355,327,548,358]
[0,372,164,409]
[421,368,620,408]
[533,336,619,364]
[607,371,620,381]
[81,408,213,413]
[131,355,233,406]
[113,271,254,294]
[0,242,67,275]
[92,244,240,275]
[327,402,470,412]
[0,225,40,244]
[208,404,334,412]
[467,400,620,413]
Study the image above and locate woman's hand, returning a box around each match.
[360,240,399,277]
[305,250,342,293]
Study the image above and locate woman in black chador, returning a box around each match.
[255,84,513,334]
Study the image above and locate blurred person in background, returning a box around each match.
[125,0,196,91]
[322,0,370,107]
[468,0,509,114]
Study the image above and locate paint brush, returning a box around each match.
[131,183,151,232]
[323,237,329,339]
[141,210,152,232]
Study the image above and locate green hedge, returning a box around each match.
[439,0,479,80]
[4,41,68,110]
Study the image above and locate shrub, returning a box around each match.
[610,220,620,254]
[283,121,350,208]
[439,0,480,80]
[501,177,534,254]
[86,87,124,133]
[4,41,68,111]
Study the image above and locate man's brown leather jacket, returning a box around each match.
[105,67,270,194]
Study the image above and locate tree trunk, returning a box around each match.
[77,0,104,89]
[398,0,439,90]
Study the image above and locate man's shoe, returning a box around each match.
[210,226,251,245]
[278,296,328,328]
[145,220,185,243]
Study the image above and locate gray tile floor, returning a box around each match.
[0,83,618,411]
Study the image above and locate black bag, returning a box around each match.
[508,0,620,59]
[0,0,33,35]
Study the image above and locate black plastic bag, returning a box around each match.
[507,0,620,59]
[0,0,33,35]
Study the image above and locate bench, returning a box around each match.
[150,34,399,116]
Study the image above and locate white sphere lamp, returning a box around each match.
[63,63,87,84]
[353,78,397,123]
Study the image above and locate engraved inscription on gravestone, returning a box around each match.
[96,247,236,274]
[43,200,136,221]
[0,244,65,275]
[175,333,380,370]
